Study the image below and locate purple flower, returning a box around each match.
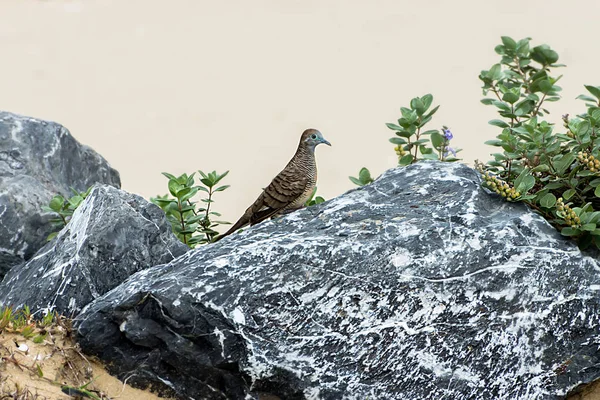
[444,147,457,158]
[442,127,453,140]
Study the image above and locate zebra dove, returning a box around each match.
[216,128,331,241]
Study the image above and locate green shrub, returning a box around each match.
[477,36,600,249]
[387,94,460,165]
[151,170,231,247]
[350,94,458,187]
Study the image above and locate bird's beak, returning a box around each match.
[321,138,331,146]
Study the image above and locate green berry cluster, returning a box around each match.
[481,172,521,200]
[577,151,600,173]
[556,197,581,227]
[394,145,406,158]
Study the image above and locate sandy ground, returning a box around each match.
[0,330,167,400]
[3,0,600,227]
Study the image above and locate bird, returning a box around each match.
[215,128,331,241]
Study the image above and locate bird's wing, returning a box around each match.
[249,171,309,225]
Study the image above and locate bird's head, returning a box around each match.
[301,129,331,151]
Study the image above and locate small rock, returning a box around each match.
[0,185,188,316]
[0,111,121,277]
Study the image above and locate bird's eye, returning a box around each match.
[311,134,317,140]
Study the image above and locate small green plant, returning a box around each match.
[32,333,47,344]
[305,187,325,206]
[151,170,231,247]
[350,95,458,187]
[41,311,56,327]
[0,306,13,330]
[42,187,92,241]
[0,305,58,341]
[20,324,35,339]
[478,36,600,249]
[387,94,460,165]
[11,305,30,330]
[349,167,374,187]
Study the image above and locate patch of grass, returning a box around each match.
[0,305,109,399]
[0,306,62,341]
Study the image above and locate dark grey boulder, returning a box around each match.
[75,162,600,399]
[0,184,188,316]
[0,111,121,277]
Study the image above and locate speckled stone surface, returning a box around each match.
[75,162,600,399]
[0,185,188,316]
[0,111,121,277]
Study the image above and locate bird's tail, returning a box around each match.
[213,214,249,242]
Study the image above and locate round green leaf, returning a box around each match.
[430,131,444,148]
[49,196,65,212]
[389,137,407,145]
[399,154,414,166]
[501,36,517,50]
[539,193,556,208]
[582,223,597,232]
[168,180,181,197]
[561,227,580,236]
[502,92,520,104]
[68,195,83,208]
[563,189,576,200]
[531,164,550,173]
[488,119,509,128]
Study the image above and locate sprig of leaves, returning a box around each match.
[351,95,456,188]
[387,94,442,166]
[151,170,230,247]
[305,187,325,206]
[349,167,374,187]
[197,170,231,243]
[479,36,563,181]
[42,187,92,241]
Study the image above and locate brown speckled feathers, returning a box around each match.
[215,129,330,241]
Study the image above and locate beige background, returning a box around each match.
[2,0,600,227]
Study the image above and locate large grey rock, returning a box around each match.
[75,162,600,399]
[0,111,121,277]
[0,185,188,316]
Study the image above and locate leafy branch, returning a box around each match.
[151,170,230,247]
